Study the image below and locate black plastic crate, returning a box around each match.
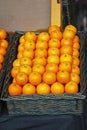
[0,31,86,115]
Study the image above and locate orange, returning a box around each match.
[51,82,65,94]
[17,51,23,59]
[0,63,2,70]
[8,83,22,96]
[29,71,42,86]
[15,72,28,86]
[48,25,60,34]
[60,54,72,64]
[50,31,63,41]
[24,40,35,50]
[13,59,21,67]
[19,65,31,75]
[36,40,48,49]
[72,48,80,57]
[0,54,4,63]
[71,65,80,75]
[32,64,45,75]
[48,47,60,56]
[48,38,61,48]
[61,38,73,47]
[59,62,72,72]
[23,83,36,95]
[0,47,6,56]
[73,35,80,43]
[35,48,47,58]
[47,55,59,64]
[24,31,37,42]
[19,35,25,44]
[72,57,80,66]
[60,45,73,55]
[70,73,80,84]
[37,32,50,42]
[63,30,75,39]
[64,24,77,34]
[0,39,8,49]
[18,44,24,52]
[37,82,50,94]
[57,70,70,84]
[33,56,46,66]
[20,57,32,66]
[65,81,79,94]
[73,42,80,50]
[43,71,56,85]
[11,66,20,78]
[46,63,58,73]
[22,49,34,59]
[0,29,7,40]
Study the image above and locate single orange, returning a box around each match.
[22,49,34,59]
[70,73,80,84]
[60,45,73,55]
[19,35,25,44]
[35,48,47,58]
[60,54,72,64]
[0,29,7,40]
[71,65,80,75]
[46,63,58,73]
[51,82,65,94]
[0,47,6,56]
[24,40,35,50]
[72,56,80,66]
[37,82,51,94]
[48,25,60,34]
[50,31,63,41]
[61,38,73,47]
[73,42,80,50]
[36,40,48,49]
[65,81,79,94]
[23,83,36,95]
[64,24,77,34]
[48,38,61,48]
[59,62,72,72]
[33,56,46,66]
[13,59,21,67]
[48,47,60,56]
[63,30,75,39]
[20,57,32,66]
[18,44,24,52]
[43,71,56,85]
[11,66,20,78]
[24,31,37,42]
[37,32,50,42]
[0,39,8,49]
[47,55,59,64]
[19,65,31,75]
[73,35,80,43]
[32,64,45,75]
[72,48,80,57]
[57,70,70,84]
[29,71,42,86]
[15,72,28,86]
[8,83,22,96]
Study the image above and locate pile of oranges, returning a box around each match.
[0,29,8,71]
[8,24,80,96]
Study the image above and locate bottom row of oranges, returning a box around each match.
[8,80,79,96]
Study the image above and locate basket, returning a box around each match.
[0,31,86,115]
